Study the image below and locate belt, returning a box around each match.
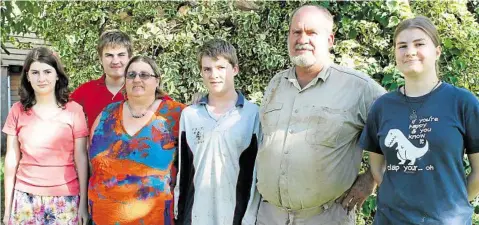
[262,199,336,219]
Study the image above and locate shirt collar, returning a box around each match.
[283,64,332,82]
[198,90,245,108]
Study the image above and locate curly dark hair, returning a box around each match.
[19,47,70,111]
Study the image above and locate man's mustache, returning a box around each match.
[295,44,314,50]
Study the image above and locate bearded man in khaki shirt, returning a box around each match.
[256,5,386,225]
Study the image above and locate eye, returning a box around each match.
[31,71,38,75]
[126,72,136,78]
[398,45,407,49]
[203,68,211,72]
[139,72,151,79]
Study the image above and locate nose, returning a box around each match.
[405,46,417,57]
[132,74,142,82]
[36,72,48,82]
[297,32,309,45]
[111,55,120,64]
[209,69,219,79]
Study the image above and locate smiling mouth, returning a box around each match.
[405,60,420,63]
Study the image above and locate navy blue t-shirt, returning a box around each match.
[360,82,479,225]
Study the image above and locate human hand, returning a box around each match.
[336,171,376,212]
[78,206,89,225]
[3,213,9,225]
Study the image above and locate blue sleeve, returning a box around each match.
[461,90,479,154]
[359,98,383,154]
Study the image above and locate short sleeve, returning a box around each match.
[2,102,22,136]
[71,103,89,138]
[359,79,387,125]
[462,90,479,154]
[359,99,383,154]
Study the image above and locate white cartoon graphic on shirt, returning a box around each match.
[385,129,429,165]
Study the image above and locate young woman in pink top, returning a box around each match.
[2,47,89,225]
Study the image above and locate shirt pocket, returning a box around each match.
[260,102,283,134]
[305,106,346,148]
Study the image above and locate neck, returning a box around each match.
[208,89,238,108]
[127,95,156,109]
[295,62,326,79]
[403,72,440,97]
[105,74,125,88]
[35,93,58,106]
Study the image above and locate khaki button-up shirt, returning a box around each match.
[257,63,386,210]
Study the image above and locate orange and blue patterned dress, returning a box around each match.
[88,99,184,225]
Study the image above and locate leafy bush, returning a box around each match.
[2,1,479,224]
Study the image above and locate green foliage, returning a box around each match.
[3,1,479,224]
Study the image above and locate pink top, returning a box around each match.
[2,101,88,196]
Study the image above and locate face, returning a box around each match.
[395,28,441,77]
[100,45,130,79]
[200,56,238,95]
[27,61,58,96]
[288,7,334,68]
[125,61,159,98]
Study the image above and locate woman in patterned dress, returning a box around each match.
[88,56,185,225]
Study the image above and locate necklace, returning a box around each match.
[126,100,156,118]
[403,80,441,121]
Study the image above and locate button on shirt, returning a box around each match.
[257,64,386,210]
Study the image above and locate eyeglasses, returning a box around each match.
[125,71,158,80]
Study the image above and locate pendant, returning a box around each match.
[409,110,417,121]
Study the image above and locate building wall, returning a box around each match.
[9,71,21,105]
[1,67,8,153]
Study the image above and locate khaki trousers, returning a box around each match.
[256,201,355,225]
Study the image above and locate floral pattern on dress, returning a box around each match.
[8,190,79,225]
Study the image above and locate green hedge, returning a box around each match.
[2,1,479,224]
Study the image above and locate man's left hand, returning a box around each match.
[336,170,376,212]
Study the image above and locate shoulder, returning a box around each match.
[447,83,479,105]
[165,99,186,110]
[65,101,85,112]
[330,64,377,85]
[181,104,201,115]
[243,100,260,113]
[8,102,25,116]
[71,78,102,102]
[330,64,386,97]
[11,102,24,111]
[101,101,122,113]
[73,79,101,92]
[369,91,400,112]
[162,99,186,116]
[268,68,291,85]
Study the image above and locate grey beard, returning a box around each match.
[290,54,316,67]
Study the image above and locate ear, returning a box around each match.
[435,45,441,60]
[233,65,239,77]
[328,32,335,49]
